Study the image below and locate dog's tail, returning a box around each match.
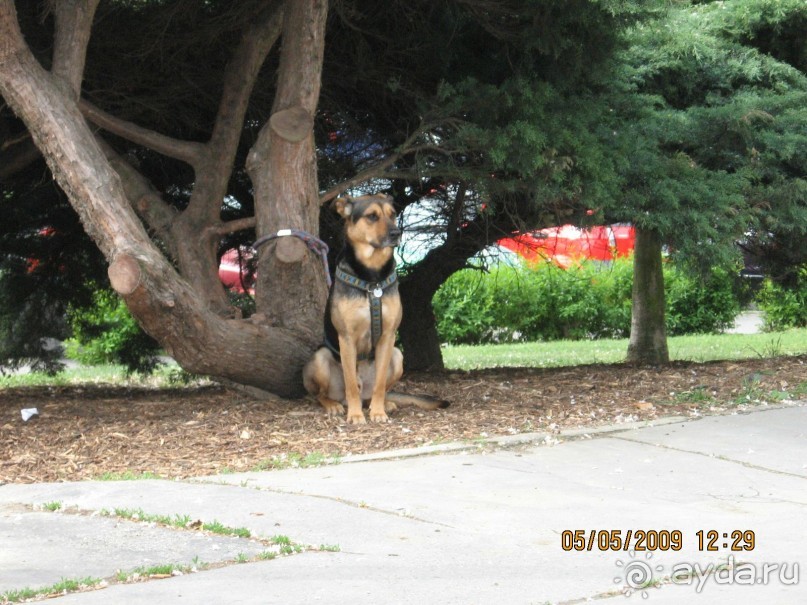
[387,391,450,411]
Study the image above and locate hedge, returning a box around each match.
[432,258,740,345]
[756,266,807,330]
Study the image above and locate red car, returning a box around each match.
[498,224,635,268]
[218,247,255,294]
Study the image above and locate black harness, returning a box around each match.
[324,260,398,362]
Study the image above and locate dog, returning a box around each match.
[302,193,448,424]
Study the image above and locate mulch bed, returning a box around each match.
[1,356,805,483]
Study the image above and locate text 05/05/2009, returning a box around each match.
[560,529,756,552]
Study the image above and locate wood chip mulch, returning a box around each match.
[1,355,805,483]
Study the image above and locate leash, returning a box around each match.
[252,229,332,287]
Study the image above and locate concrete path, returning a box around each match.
[1,402,805,604]
[726,310,765,334]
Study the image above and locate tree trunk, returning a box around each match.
[626,226,669,365]
[247,0,328,344]
[399,283,445,371]
[398,187,540,371]
[399,236,485,371]
[0,0,327,397]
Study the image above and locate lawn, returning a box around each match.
[2,327,806,388]
[442,327,807,370]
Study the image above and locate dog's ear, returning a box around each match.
[333,196,353,218]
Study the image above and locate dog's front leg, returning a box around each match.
[338,335,365,424]
[368,331,396,423]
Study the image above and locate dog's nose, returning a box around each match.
[389,226,402,239]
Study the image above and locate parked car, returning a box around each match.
[497,224,635,268]
[218,247,255,295]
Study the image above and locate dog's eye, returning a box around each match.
[365,212,379,223]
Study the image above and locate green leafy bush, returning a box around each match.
[65,289,161,374]
[665,265,739,335]
[431,270,498,345]
[757,266,807,330]
[433,257,739,345]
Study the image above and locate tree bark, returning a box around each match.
[398,283,446,371]
[626,226,669,365]
[247,0,329,343]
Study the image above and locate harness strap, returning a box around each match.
[253,229,332,287]
[334,265,397,353]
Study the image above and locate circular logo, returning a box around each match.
[614,551,665,599]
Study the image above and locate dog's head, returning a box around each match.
[333,194,402,250]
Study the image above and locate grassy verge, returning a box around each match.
[0,364,209,389]
[2,328,805,387]
[442,327,807,371]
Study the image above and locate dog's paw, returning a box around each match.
[369,410,390,423]
[347,411,367,425]
[322,401,345,416]
[384,400,398,413]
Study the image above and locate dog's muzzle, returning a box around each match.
[373,227,402,248]
[382,227,402,248]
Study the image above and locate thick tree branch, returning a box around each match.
[247,0,329,335]
[80,99,206,167]
[319,152,402,204]
[50,0,100,99]
[214,216,257,236]
[169,3,283,315]
[203,3,284,198]
[0,1,21,64]
[94,136,180,258]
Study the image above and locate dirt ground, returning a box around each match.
[2,355,806,484]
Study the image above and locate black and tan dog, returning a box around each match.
[303,194,448,424]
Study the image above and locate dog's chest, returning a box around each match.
[331,294,400,353]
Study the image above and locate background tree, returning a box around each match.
[598,0,807,364]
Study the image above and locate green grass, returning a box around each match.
[4,328,804,391]
[0,535,320,603]
[1,576,102,603]
[270,534,304,555]
[251,451,341,471]
[442,327,807,370]
[101,507,251,538]
[121,563,189,580]
[202,520,251,539]
[0,363,210,389]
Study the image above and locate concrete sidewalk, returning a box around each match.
[1,403,805,604]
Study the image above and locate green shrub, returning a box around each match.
[431,270,498,344]
[433,257,739,345]
[65,288,162,374]
[665,265,739,335]
[757,266,807,330]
